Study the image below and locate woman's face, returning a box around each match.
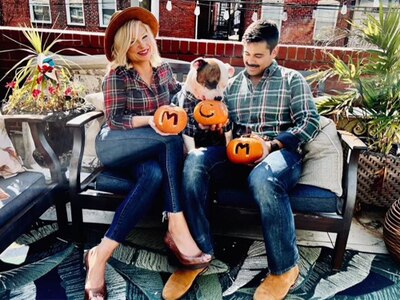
[127,25,153,64]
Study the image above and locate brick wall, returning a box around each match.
[159,0,196,38]
[0,27,361,100]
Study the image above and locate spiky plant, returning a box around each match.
[0,26,88,113]
[310,3,400,155]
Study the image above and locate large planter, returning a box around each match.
[383,199,400,263]
[357,151,400,208]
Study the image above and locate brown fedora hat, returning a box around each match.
[104,7,159,61]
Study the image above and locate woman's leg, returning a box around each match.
[96,127,202,259]
[85,160,163,291]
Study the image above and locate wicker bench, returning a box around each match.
[66,60,367,270]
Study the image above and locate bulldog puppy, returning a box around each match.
[173,57,235,153]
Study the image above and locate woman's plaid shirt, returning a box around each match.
[102,62,181,129]
[225,60,320,151]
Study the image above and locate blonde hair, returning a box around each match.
[108,20,162,71]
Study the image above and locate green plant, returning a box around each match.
[1,26,87,113]
[310,3,400,155]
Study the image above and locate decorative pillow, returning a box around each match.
[82,92,105,167]
[298,116,343,196]
[0,118,25,178]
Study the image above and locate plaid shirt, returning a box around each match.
[172,89,226,147]
[172,89,198,137]
[102,62,181,129]
[225,60,320,151]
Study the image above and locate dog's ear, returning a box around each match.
[192,58,208,70]
[224,63,235,78]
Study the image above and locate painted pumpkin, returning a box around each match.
[226,137,264,164]
[153,105,188,134]
[193,100,228,126]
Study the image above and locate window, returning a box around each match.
[313,0,340,42]
[99,0,116,27]
[66,0,85,25]
[29,0,51,23]
[347,0,391,47]
[261,0,284,32]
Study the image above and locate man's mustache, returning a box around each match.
[245,63,259,68]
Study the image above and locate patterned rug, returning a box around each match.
[0,222,399,299]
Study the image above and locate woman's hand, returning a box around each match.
[148,117,178,136]
[198,118,229,134]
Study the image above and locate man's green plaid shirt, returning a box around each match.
[224,60,320,152]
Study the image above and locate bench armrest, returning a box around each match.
[66,111,104,193]
[2,114,64,183]
[338,130,367,220]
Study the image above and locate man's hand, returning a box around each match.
[253,135,272,164]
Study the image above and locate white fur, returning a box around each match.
[180,58,234,153]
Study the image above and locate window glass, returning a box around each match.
[99,0,116,27]
[313,0,340,42]
[29,0,51,23]
[261,0,284,32]
[66,0,85,25]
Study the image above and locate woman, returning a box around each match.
[84,7,211,300]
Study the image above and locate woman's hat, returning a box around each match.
[104,7,159,61]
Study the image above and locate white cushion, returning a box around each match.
[298,116,343,196]
[82,92,105,167]
[0,116,25,179]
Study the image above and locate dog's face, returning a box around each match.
[185,58,235,101]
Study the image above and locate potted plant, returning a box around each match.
[1,26,93,167]
[309,3,400,209]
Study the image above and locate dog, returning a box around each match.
[173,57,235,153]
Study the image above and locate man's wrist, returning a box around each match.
[270,140,283,152]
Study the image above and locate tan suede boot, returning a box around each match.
[253,265,299,300]
[162,266,208,300]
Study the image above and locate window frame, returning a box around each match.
[66,0,85,26]
[313,0,340,42]
[29,0,52,24]
[261,0,284,32]
[98,0,117,28]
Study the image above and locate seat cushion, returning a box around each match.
[215,184,340,214]
[0,171,46,227]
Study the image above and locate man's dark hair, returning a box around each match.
[242,20,279,51]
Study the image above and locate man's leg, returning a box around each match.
[181,146,228,255]
[248,149,302,299]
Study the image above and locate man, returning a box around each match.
[163,20,320,300]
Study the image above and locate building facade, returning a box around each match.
[0,0,397,47]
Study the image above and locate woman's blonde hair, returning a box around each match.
[108,19,162,70]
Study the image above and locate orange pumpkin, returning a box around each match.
[193,100,228,126]
[226,137,264,164]
[153,105,188,134]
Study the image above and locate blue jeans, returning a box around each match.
[182,146,302,275]
[96,126,184,243]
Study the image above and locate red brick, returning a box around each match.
[171,40,180,53]
[306,48,315,61]
[206,42,216,56]
[198,42,206,56]
[162,40,172,53]
[277,46,288,60]
[216,43,225,56]
[297,47,306,61]
[225,44,234,57]
[234,44,243,57]
[189,41,198,55]
[229,57,244,68]
[180,41,189,54]
[287,47,297,60]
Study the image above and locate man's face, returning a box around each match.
[243,41,278,77]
